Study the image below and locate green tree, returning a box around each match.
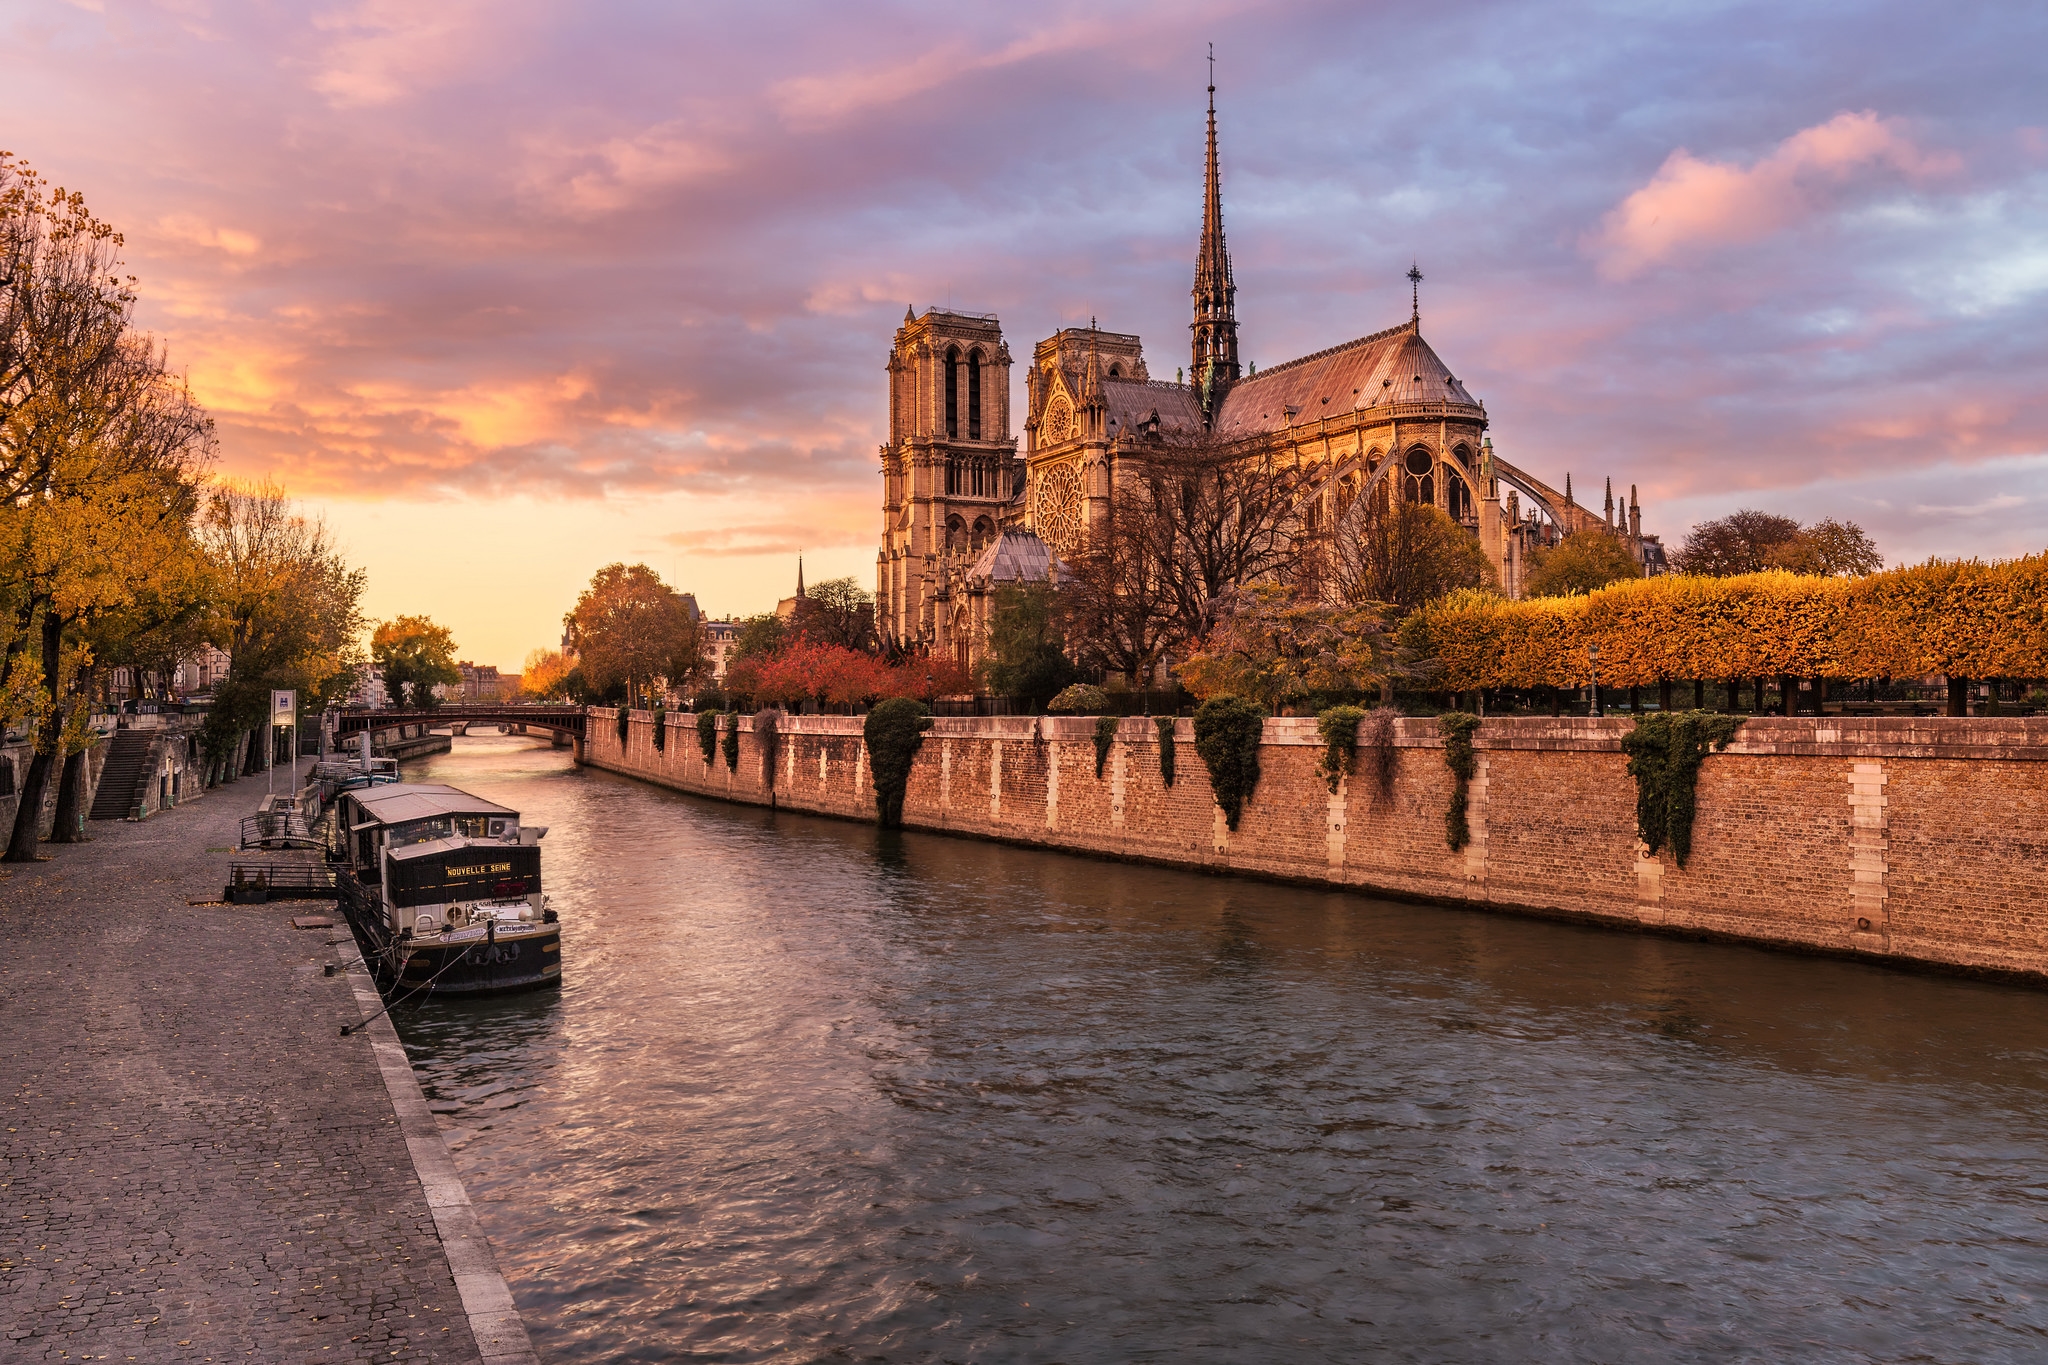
[979,582,1074,709]
[729,612,787,663]
[794,576,876,651]
[372,615,460,709]
[1523,530,1642,598]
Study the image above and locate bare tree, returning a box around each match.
[1327,493,1498,613]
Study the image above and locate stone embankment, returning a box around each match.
[0,762,534,1363]
[581,709,2048,984]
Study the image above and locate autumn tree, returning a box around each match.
[1672,510,1882,577]
[564,562,704,706]
[521,648,573,700]
[1523,530,1643,598]
[1177,583,1410,710]
[372,615,460,709]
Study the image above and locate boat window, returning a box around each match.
[455,815,490,838]
[390,817,453,848]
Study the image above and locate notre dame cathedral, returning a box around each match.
[877,80,1663,659]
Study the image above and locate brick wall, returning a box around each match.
[580,710,2048,982]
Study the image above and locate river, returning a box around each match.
[394,733,2048,1363]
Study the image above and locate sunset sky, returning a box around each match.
[6,1,2044,671]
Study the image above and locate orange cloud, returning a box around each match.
[1588,111,1959,279]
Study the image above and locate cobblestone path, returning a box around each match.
[0,766,490,1363]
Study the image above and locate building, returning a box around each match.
[452,662,508,702]
[877,79,1662,657]
[702,619,741,683]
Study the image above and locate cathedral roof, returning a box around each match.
[1100,378,1206,439]
[1209,320,1482,441]
[968,526,1062,585]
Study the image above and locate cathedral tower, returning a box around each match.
[1190,65,1240,420]
[877,308,1018,650]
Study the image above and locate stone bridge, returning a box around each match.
[332,706,586,756]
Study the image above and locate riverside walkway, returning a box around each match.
[0,763,529,1363]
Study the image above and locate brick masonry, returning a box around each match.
[584,711,2048,983]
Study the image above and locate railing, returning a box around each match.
[224,861,338,902]
[240,810,321,851]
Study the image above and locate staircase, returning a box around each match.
[88,729,154,821]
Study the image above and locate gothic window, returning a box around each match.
[945,347,960,438]
[946,514,967,551]
[971,461,984,497]
[1042,394,1073,443]
[1403,446,1434,507]
[968,350,983,441]
[945,458,959,496]
[972,516,995,550]
[1108,363,1122,378]
[1036,462,1085,554]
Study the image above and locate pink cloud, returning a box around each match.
[1588,111,1960,279]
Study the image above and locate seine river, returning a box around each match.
[395,734,2048,1363]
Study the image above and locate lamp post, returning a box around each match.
[1589,643,1602,718]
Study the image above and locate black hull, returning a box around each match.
[337,873,561,998]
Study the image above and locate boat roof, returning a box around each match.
[388,835,532,864]
[348,783,518,824]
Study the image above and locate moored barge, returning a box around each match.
[330,782,561,996]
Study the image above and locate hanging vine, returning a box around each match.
[754,709,781,788]
[1155,716,1177,788]
[1315,705,1366,794]
[615,706,629,747]
[1438,712,1481,850]
[1363,706,1399,804]
[696,709,721,763]
[651,706,666,753]
[722,712,740,772]
[1194,696,1265,831]
[1093,715,1119,779]
[863,697,933,828]
[1621,710,1742,868]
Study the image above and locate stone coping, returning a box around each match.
[605,708,2048,760]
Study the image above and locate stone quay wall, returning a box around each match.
[579,709,2048,983]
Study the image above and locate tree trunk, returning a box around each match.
[5,612,68,862]
[1947,676,1969,717]
[1548,685,1562,717]
[1628,685,1641,713]
[50,748,90,843]
[1693,679,1705,709]
[243,728,264,776]
[1659,678,1673,712]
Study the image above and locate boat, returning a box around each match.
[328,781,561,996]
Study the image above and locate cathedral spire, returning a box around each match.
[1191,45,1240,420]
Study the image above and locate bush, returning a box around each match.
[863,697,933,828]
[651,706,666,752]
[754,708,781,788]
[1315,705,1365,794]
[1621,710,1741,868]
[696,709,720,763]
[1093,714,1119,778]
[1194,696,1265,831]
[1048,683,1109,714]
[1155,716,1177,788]
[722,713,740,772]
[1438,712,1480,850]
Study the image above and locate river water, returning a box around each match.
[394,734,2048,1363]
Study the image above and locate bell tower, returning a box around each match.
[878,308,1018,651]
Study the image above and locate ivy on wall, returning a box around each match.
[1362,706,1399,804]
[696,709,721,763]
[863,697,933,828]
[1155,716,1177,788]
[1194,696,1264,831]
[1439,712,1481,850]
[651,707,666,753]
[1315,705,1365,794]
[722,713,740,772]
[1621,710,1741,867]
[1094,715,1119,779]
[615,706,629,746]
[754,709,781,788]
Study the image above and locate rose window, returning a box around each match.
[1035,462,1084,555]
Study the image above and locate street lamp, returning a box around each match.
[1589,643,1602,718]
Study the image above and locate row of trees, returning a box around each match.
[2,156,373,858]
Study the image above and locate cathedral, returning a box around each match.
[877,80,1663,660]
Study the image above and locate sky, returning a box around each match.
[5,0,2045,671]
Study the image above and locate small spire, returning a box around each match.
[1603,477,1614,526]
[796,555,805,597]
[904,304,915,323]
[1408,262,1423,325]
[1565,472,1573,506]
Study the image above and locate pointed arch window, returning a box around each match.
[945,347,960,438]
[968,349,982,441]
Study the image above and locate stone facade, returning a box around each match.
[581,710,2048,984]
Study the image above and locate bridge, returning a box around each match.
[331,705,586,755]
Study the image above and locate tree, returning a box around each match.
[197,482,367,781]
[1059,481,1184,687]
[794,576,876,651]
[372,616,460,709]
[564,562,704,706]
[1176,583,1409,710]
[729,612,787,663]
[1329,498,1498,613]
[521,648,573,700]
[1672,510,1882,577]
[1523,530,1643,597]
[980,582,1075,708]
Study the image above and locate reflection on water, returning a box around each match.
[395,735,2048,1363]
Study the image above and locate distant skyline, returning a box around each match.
[5,1,2044,669]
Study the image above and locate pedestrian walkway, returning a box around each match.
[0,764,515,1363]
